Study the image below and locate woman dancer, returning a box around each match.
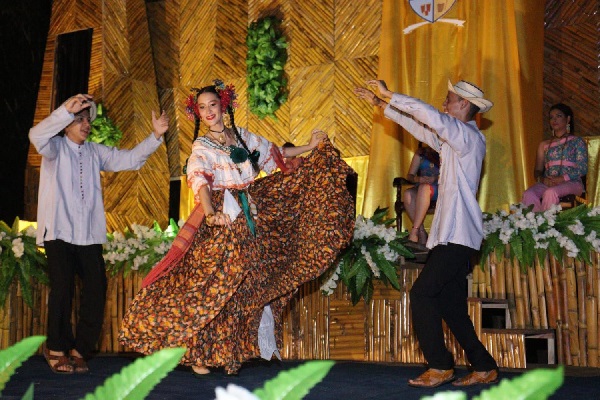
[119,80,355,375]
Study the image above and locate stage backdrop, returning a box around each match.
[362,0,546,220]
[25,0,598,232]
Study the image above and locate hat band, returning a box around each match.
[454,86,483,99]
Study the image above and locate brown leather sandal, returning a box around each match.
[452,369,498,386]
[408,368,455,388]
[69,353,89,373]
[43,346,74,374]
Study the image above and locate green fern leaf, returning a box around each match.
[355,265,369,297]
[420,391,467,400]
[254,360,334,400]
[0,336,46,396]
[363,280,374,304]
[82,347,185,400]
[473,366,563,400]
[21,383,35,400]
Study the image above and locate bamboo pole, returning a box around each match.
[534,257,548,328]
[587,265,598,367]
[565,257,580,365]
[16,281,23,343]
[489,252,498,299]
[543,255,558,328]
[575,258,588,366]
[550,254,565,364]
[512,258,526,328]
[477,257,486,296]
[473,255,482,297]
[504,249,516,329]
[485,257,492,298]
[528,261,541,328]
[556,255,572,364]
[498,252,506,300]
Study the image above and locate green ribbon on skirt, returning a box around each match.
[238,191,256,237]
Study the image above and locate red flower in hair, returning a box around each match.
[185,93,200,121]
[214,79,238,113]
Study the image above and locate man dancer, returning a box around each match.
[354,79,498,388]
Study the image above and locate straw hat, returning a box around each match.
[61,98,98,121]
[447,80,493,113]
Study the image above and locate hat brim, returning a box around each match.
[447,80,493,113]
[87,101,97,122]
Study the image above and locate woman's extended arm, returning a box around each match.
[281,130,327,159]
[197,185,230,227]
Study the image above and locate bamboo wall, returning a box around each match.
[24,0,381,232]
[24,0,169,232]
[2,251,598,368]
[543,0,600,138]
[472,249,600,367]
[145,0,380,177]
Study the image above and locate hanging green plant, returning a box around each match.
[246,16,288,120]
[87,103,123,147]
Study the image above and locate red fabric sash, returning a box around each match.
[142,202,205,288]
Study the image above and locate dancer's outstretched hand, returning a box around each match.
[353,87,380,106]
[366,80,392,98]
[309,129,328,149]
[152,110,169,139]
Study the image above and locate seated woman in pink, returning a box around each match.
[404,143,439,244]
[522,103,587,212]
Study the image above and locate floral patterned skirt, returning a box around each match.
[118,141,355,374]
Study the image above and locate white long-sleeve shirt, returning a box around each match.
[29,105,163,246]
[384,93,486,250]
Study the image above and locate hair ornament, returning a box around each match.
[213,79,238,113]
[185,91,201,121]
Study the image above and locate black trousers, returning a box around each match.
[44,240,107,358]
[410,243,498,371]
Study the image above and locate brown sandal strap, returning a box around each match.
[70,354,89,373]
[43,347,74,373]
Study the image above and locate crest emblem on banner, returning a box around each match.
[409,0,457,23]
[404,0,463,34]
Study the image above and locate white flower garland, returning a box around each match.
[320,213,403,296]
[482,203,600,264]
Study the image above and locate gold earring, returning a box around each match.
[567,123,571,134]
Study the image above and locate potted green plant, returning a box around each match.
[87,103,123,147]
[246,16,288,120]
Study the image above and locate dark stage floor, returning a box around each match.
[3,354,599,399]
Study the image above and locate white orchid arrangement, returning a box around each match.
[320,207,414,304]
[0,217,183,309]
[0,218,48,308]
[103,219,181,276]
[481,203,600,269]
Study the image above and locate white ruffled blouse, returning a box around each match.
[186,127,281,203]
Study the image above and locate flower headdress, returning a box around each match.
[184,79,238,121]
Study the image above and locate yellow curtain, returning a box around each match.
[363,0,545,227]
